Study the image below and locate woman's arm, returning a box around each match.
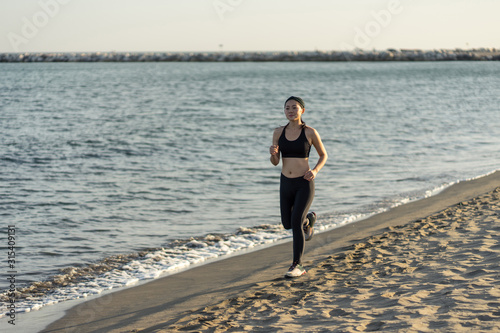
[270,127,281,166]
[304,127,328,181]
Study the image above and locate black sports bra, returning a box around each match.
[278,125,311,158]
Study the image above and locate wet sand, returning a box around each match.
[43,171,500,332]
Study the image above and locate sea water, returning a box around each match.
[1,61,499,320]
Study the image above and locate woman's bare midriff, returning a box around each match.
[281,158,310,178]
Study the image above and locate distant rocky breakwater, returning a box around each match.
[1,48,499,62]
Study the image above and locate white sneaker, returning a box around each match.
[285,262,306,278]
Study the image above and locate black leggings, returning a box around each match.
[280,173,315,265]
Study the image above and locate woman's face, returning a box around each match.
[284,100,304,121]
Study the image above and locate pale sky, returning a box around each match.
[1,0,499,53]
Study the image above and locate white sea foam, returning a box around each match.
[0,211,364,317]
[0,224,287,317]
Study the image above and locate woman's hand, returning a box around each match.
[304,169,317,181]
[269,144,279,156]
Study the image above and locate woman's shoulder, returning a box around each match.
[304,125,318,135]
[272,126,285,142]
[273,125,286,135]
[304,125,321,141]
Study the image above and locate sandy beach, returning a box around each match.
[42,171,500,333]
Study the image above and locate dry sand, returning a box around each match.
[43,171,500,333]
[168,187,500,332]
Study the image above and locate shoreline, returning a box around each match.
[40,170,500,332]
[1,48,500,63]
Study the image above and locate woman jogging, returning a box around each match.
[270,96,328,278]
